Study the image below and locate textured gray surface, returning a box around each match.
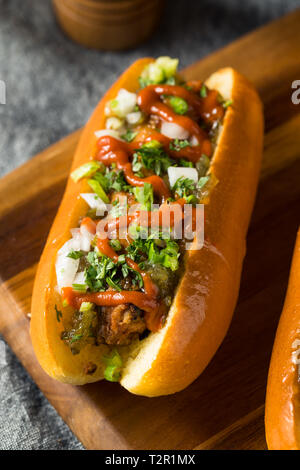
[0,0,298,451]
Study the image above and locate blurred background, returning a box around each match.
[0,0,298,450]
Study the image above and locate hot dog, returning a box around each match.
[30,57,263,396]
[265,229,300,449]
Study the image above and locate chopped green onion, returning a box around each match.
[106,278,122,292]
[168,96,188,115]
[223,99,233,108]
[200,84,207,98]
[156,57,178,77]
[104,365,120,382]
[103,349,123,382]
[197,172,218,204]
[72,284,87,293]
[165,76,176,85]
[117,254,126,263]
[196,154,210,177]
[139,56,179,88]
[70,334,83,344]
[142,139,162,150]
[71,161,101,183]
[109,239,122,251]
[109,99,120,116]
[92,171,109,191]
[197,176,210,189]
[87,178,110,204]
[79,302,94,313]
[179,158,194,168]
[133,183,153,211]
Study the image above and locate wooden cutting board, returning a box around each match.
[1,10,300,450]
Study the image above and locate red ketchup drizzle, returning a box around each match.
[96,137,171,200]
[137,83,224,134]
[62,218,163,331]
[64,82,223,331]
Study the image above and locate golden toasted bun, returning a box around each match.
[265,229,300,450]
[30,60,263,394]
[30,58,153,384]
[121,68,264,396]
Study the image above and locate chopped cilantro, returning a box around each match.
[172,176,197,203]
[67,250,84,260]
[121,129,138,142]
[132,183,153,211]
[106,278,122,292]
[179,158,194,168]
[126,232,180,272]
[169,139,191,152]
[93,168,131,193]
[55,305,63,322]
[132,141,175,176]
[84,250,143,293]
[109,239,122,251]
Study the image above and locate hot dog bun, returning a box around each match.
[30,59,263,395]
[30,58,153,385]
[265,229,300,449]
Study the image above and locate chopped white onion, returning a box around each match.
[70,227,93,252]
[57,238,81,256]
[80,193,107,215]
[94,129,122,140]
[190,135,199,147]
[56,240,80,289]
[106,117,124,131]
[292,339,300,349]
[70,228,80,239]
[104,103,112,116]
[116,89,137,116]
[126,111,142,125]
[168,167,198,188]
[80,223,95,252]
[81,235,92,252]
[73,271,86,286]
[292,348,300,365]
[56,257,79,289]
[161,121,189,140]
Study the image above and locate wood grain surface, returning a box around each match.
[0,10,300,450]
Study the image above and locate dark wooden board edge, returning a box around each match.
[0,9,300,450]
